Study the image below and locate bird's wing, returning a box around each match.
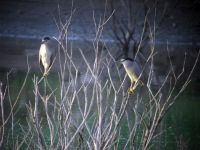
[46,48,56,73]
[132,61,142,77]
[44,38,58,73]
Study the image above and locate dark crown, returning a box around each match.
[43,36,51,41]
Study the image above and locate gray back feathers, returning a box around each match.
[121,59,142,77]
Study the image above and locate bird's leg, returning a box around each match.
[128,82,135,94]
[133,83,138,92]
[128,80,142,94]
[43,73,47,77]
[43,68,49,77]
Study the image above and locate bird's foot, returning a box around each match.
[128,84,138,95]
[43,73,48,77]
[128,87,135,95]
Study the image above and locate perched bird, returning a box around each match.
[120,58,143,94]
[39,36,57,76]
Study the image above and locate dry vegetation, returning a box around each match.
[0,1,199,150]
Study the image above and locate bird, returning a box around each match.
[39,36,57,77]
[119,58,143,94]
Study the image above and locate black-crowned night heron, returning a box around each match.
[120,58,143,94]
[39,36,57,76]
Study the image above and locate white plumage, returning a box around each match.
[39,37,57,76]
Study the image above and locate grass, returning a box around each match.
[1,68,200,149]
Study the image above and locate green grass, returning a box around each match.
[1,71,200,149]
[164,83,200,149]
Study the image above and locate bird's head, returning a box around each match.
[119,58,134,64]
[42,36,51,43]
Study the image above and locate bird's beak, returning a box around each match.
[116,59,122,64]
